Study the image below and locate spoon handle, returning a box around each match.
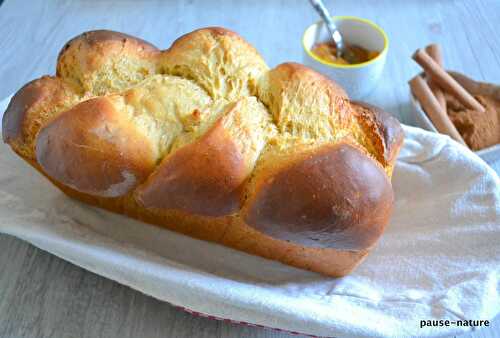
[308,0,344,56]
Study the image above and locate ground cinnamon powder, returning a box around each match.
[446,94,500,150]
[311,42,379,65]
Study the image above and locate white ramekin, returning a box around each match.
[302,16,389,100]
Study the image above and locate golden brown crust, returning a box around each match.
[136,119,246,216]
[258,62,352,136]
[2,77,56,144]
[57,30,160,95]
[161,27,269,100]
[242,142,394,250]
[268,62,348,98]
[36,97,157,197]
[18,155,367,277]
[57,30,159,62]
[2,28,404,277]
[168,26,242,47]
[351,101,404,166]
[136,96,270,217]
[2,76,79,159]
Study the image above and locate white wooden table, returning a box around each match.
[0,0,498,337]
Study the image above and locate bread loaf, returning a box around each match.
[2,28,403,276]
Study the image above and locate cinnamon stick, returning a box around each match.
[425,44,446,111]
[409,75,466,145]
[425,44,443,66]
[412,49,485,112]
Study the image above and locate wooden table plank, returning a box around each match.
[0,0,499,337]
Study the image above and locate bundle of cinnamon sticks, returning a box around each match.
[409,44,485,146]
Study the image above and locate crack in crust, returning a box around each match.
[2,27,404,276]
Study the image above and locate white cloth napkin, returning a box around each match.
[0,95,499,338]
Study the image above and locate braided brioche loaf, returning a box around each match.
[2,28,403,276]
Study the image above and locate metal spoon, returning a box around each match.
[308,0,357,63]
